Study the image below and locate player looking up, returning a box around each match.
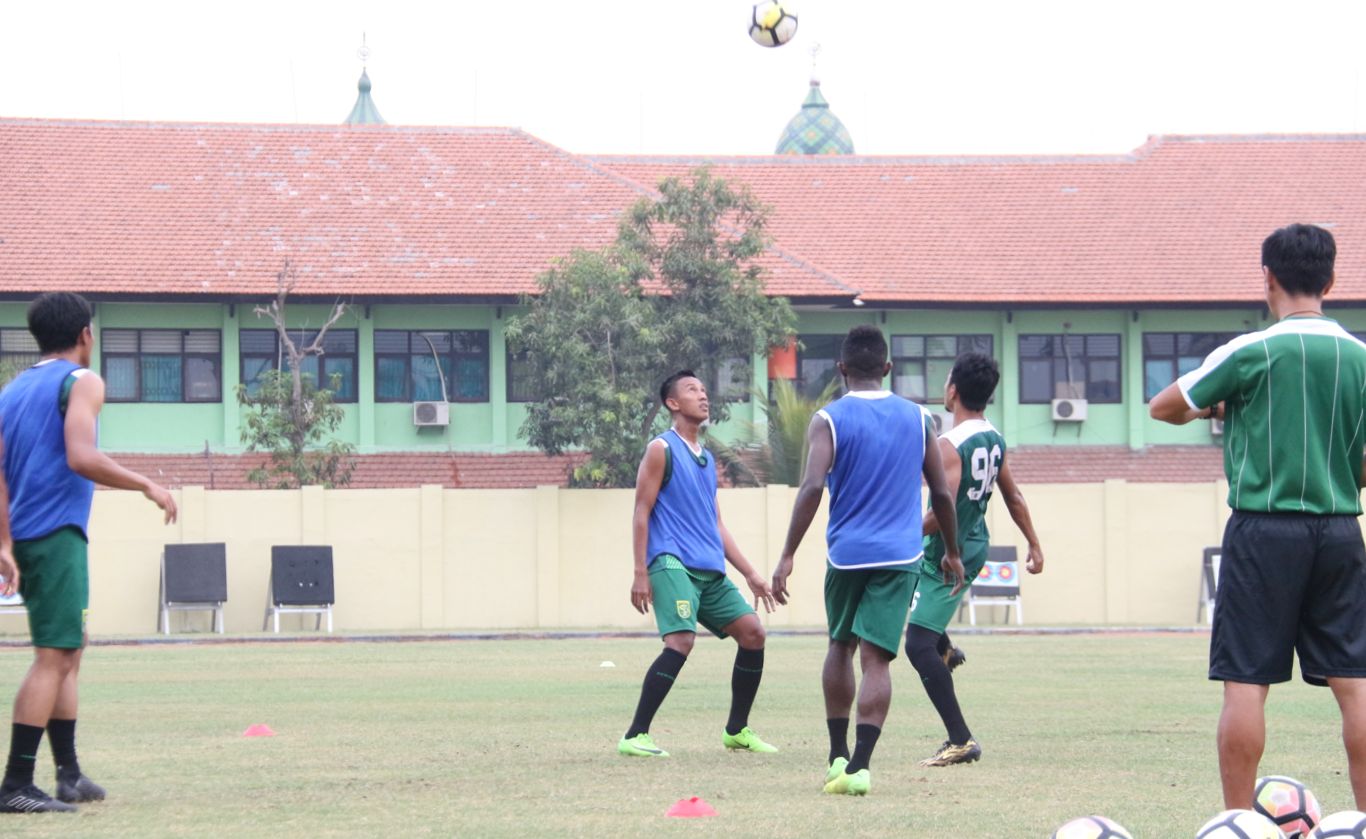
[907,352,1044,767]
[617,370,778,758]
[1151,224,1366,810]
[772,325,961,796]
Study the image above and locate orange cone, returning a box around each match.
[243,724,276,737]
[666,797,717,818]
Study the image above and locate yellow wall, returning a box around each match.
[0,481,1234,637]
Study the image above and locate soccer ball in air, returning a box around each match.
[1051,815,1133,839]
[1310,811,1366,838]
[749,1,797,47]
[1255,775,1323,837]
[1196,809,1289,838]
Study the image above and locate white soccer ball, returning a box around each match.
[1197,808,1288,838]
[1311,811,1366,838]
[1051,815,1134,839]
[748,1,798,48]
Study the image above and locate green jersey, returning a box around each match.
[924,418,1006,562]
[1179,315,1366,515]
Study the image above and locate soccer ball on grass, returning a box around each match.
[1311,811,1366,838]
[1051,815,1133,839]
[1255,775,1322,838]
[1197,808,1289,838]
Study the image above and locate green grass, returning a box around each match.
[0,633,1353,838]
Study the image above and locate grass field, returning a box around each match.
[0,632,1354,838]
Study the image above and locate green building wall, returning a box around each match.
[3,300,1363,455]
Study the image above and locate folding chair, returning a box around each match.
[159,543,228,635]
[1197,546,1221,625]
[963,545,1024,626]
[264,546,335,633]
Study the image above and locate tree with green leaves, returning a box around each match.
[507,170,796,488]
[236,261,356,489]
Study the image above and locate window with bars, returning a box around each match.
[239,329,358,402]
[1018,334,1122,404]
[102,329,222,403]
[1142,332,1236,401]
[375,330,489,403]
[506,348,539,403]
[796,334,844,399]
[890,334,995,403]
[0,328,41,387]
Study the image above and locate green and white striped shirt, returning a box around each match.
[1179,316,1366,515]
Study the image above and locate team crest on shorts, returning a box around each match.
[675,600,692,619]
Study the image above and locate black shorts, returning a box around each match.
[1210,511,1366,686]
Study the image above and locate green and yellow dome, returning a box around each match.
[775,80,854,156]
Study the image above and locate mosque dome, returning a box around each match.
[774,79,854,156]
[344,69,386,126]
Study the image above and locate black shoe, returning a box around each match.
[56,773,105,804]
[0,783,79,813]
[942,645,966,674]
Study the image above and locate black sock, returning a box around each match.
[725,647,764,736]
[908,625,972,744]
[826,717,850,764]
[47,718,80,779]
[625,648,687,739]
[846,723,881,773]
[2,723,44,791]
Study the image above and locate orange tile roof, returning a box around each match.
[594,135,1366,304]
[0,119,847,300]
[6,121,1365,305]
[105,446,1222,490]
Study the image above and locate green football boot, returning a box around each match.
[824,756,849,785]
[822,768,871,796]
[722,726,778,753]
[617,733,669,757]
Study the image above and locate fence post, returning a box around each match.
[420,484,444,629]
[535,485,561,628]
[1102,479,1129,624]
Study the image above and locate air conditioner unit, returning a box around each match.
[928,410,955,436]
[1211,418,1224,436]
[413,401,450,427]
[1051,398,1088,422]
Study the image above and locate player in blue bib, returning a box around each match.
[773,325,962,796]
[0,293,177,815]
[617,370,779,759]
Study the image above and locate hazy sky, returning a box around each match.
[5,0,1366,157]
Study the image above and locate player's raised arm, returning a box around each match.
[0,432,15,597]
[630,439,667,614]
[718,508,774,613]
[922,419,964,594]
[772,412,834,605]
[996,455,1044,574]
[922,435,962,537]
[63,373,177,524]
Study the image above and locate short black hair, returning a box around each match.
[840,325,887,378]
[659,369,699,408]
[949,352,1000,411]
[1262,224,1336,296]
[27,292,93,354]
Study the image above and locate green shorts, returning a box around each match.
[15,526,89,650]
[649,554,754,639]
[909,540,990,634]
[823,564,915,658]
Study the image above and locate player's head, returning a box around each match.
[659,369,709,421]
[837,325,890,382]
[946,352,1000,413]
[27,292,94,365]
[1262,224,1336,298]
